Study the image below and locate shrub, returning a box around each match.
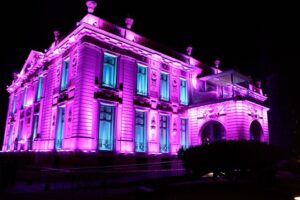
[179,140,281,181]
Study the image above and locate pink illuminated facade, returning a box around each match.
[2,2,269,154]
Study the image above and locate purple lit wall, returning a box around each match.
[2,10,269,154]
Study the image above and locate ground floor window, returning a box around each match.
[99,104,115,151]
[160,114,169,153]
[135,110,147,152]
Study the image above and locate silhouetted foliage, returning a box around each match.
[179,140,282,182]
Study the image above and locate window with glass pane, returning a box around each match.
[36,76,43,102]
[135,110,147,152]
[17,120,23,141]
[180,119,188,149]
[32,114,39,139]
[99,104,115,151]
[102,53,117,88]
[7,125,14,151]
[160,73,169,101]
[160,115,169,153]
[22,87,28,108]
[55,107,65,150]
[180,79,188,105]
[11,95,17,114]
[136,64,148,96]
[60,58,69,91]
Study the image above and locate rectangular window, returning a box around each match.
[28,114,39,150]
[22,87,28,108]
[99,104,115,151]
[160,114,169,153]
[17,120,24,141]
[180,79,188,105]
[160,73,169,101]
[135,110,147,152]
[136,64,148,96]
[36,76,43,102]
[7,125,14,151]
[55,107,65,150]
[60,58,69,91]
[102,53,117,88]
[180,119,189,149]
[11,95,17,114]
[32,114,39,140]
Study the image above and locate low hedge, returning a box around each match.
[179,140,282,181]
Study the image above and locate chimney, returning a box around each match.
[186,46,193,56]
[214,59,221,69]
[86,1,97,14]
[125,17,134,29]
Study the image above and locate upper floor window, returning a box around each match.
[11,95,17,114]
[135,110,147,152]
[136,64,148,96]
[102,53,117,89]
[180,79,188,105]
[22,87,28,109]
[160,73,169,101]
[60,58,69,91]
[36,76,43,102]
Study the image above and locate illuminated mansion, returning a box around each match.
[2,1,269,154]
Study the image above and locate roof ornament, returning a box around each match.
[186,46,193,56]
[214,59,221,69]
[125,17,134,29]
[86,1,97,14]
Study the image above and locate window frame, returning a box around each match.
[180,78,188,105]
[160,72,170,101]
[135,109,147,153]
[102,53,118,89]
[180,118,189,149]
[35,76,43,102]
[98,103,115,151]
[159,113,169,153]
[60,57,70,92]
[136,64,148,96]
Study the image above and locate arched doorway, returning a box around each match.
[250,120,263,141]
[200,121,226,145]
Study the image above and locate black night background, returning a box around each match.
[0,0,298,152]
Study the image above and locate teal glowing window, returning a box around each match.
[160,73,169,101]
[22,87,28,108]
[60,58,69,91]
[17,120,24,141]
[136,64,148,96]
[36,76,43,102]
[11,95,17,114]
[55,107,65,150]
[135,110,147,152]
[99,104,115,151]
[180,119,189,149]
[102,53,117,88]
[160,115,169,153]
[180,79,188,105]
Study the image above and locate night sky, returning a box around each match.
[0,0,298,150]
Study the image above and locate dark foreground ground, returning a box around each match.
[1,153,300,200]
[0,173,298,200]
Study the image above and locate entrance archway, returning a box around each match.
[200,121,226,145]
[250,120,263,141]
